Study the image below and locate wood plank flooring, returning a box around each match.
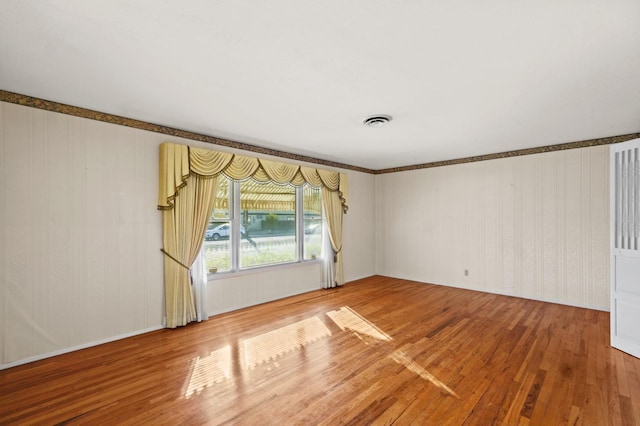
[1,276,639,425]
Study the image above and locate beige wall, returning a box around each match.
[375,146,610,310]
[0,101,376,367]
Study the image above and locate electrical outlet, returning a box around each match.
[464,269,469,276]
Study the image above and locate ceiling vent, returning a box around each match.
[363,114,392,127]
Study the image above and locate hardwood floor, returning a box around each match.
[1,276,639,425]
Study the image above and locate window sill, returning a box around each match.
[207,258,322,281]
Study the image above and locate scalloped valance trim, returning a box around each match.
[158,142,348,213]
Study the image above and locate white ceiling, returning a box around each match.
[1,1,639,170]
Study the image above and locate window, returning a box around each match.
[303,185,322,260]
[203,176,232,272]
[203,176,323,273]
[240,179,296,268]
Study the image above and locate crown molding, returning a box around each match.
[374,133,640,174]
[2,89,637,175]
[0,89,374,174]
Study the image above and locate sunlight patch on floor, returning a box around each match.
[389,346,459,398]
[240,316,332,370]
[184,308,456,399]
[185,345,232,398]
[326,306,392,343]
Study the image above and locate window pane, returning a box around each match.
[204,176,232,272]
[240,180,296,268]
[211,175,230,220]
[303,185,323,260]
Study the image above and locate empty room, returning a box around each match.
[1,1,640,424]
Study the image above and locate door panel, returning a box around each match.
[616,255,640,295]
[617,300,640,343]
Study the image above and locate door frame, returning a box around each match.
[610,138,640,358]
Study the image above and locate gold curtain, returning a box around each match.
[158,142,348,326]
[258,159,300,183]
[162,174,218,328]
[322,185,345,287]
[189,148,234,176]
[158,143,190,210]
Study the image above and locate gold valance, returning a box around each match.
[158,143,348,213]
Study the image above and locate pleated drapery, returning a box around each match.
[322,187,345,288]
[158,142,348,327]
[161,171,218,328]
[159,146,348,208]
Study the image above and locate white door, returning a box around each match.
[611,138,640,358]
